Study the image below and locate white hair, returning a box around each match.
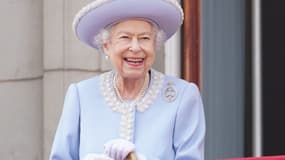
[93,23,166,54]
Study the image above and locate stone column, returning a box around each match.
[0,0,43,159]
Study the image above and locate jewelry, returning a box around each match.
[101,70,164,113]
[104,55,109,60]
[113,73,149,102]
[163,81,177,102]
[100,69,164,141]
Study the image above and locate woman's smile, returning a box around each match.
[124,57,145,67]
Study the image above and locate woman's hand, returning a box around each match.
[104,139,135,160]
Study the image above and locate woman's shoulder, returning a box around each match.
[163,74,199,91]
[151,69,200,102]
[150,69,199,92]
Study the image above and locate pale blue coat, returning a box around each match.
[50,70,205,160]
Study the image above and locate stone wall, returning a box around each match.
[0,0,43,159]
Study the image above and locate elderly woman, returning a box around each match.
[50,0,205,160]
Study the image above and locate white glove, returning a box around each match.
[104,139,135,160]
[83,153,114,160]
[136,153,146,160]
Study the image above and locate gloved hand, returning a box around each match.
[83,153,114,160]
[104,139,135,160]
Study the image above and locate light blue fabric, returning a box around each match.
[50,70,205,160]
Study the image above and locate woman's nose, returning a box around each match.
[129,38,141,52]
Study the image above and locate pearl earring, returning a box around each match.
[105,55,109,60]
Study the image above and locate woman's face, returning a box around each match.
[103,19,156,79]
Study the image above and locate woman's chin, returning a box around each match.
[121,70,148,79]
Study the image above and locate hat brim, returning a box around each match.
[73,0,183,49]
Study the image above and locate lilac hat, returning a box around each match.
[73,0,184,49]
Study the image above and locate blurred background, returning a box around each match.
[0,0,284,160]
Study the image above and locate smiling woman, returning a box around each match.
[102,20,156,82]
[49,1,206,160]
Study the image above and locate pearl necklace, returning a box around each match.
[101,69,164,141]
[101,69,164,113]
[113,73,150,102]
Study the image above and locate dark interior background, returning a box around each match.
[262,0,285,155]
